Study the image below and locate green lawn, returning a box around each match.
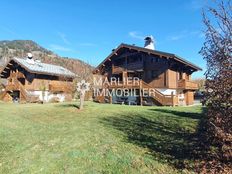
[0,102,204,174]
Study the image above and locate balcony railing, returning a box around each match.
[108,80,141,89]
[5,83,20,91]
[99,80,178,106]
[49,82,73,92]
[112,66,125,74]
[112,62,143,73]
[127,62,143,71]
[178,79,198,90]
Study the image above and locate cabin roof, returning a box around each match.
[1,57,75,78]
[94,43,202,72]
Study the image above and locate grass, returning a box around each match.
[0,102,204,174]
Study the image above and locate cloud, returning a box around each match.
[57,32,70,45]
[49,44,72,52]
[0,26,23,38]
[128,31,145,40]
[168,31,187,41]
[189,0,208,10]
[170,35,185,41]
[168,30,204,41]
[78,43,96,47]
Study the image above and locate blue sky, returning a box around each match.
[0,0,209,78]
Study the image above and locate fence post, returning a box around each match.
[139,80,143,106]
[109,95,112,104]
[171,91,175,107]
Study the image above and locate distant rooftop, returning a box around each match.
[13,57,75,77]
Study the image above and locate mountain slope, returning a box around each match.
[0,40,93,77]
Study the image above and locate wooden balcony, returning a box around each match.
[5,83,20,91]
[108,80,141,89]
[127,62,143,71]
[5,78,21,91]
[178,79,198,90]
[112,62,143,74]
[49,82,73,92]
[10,71,25,78]
[112,66,125,74]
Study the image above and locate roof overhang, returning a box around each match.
[93,43,202,73]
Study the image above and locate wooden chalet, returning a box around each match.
[0,54,75,103]
[93,36,202,106]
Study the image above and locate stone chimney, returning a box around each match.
[144,36,155,50]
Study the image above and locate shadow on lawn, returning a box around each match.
[149,108,202,120]
[100,108,206,170]
[56,103,80,109]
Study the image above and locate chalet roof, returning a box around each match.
[95,43,202,72]
[1,57,75,78]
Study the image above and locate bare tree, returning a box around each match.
[76,62,93,110]
[200,0,232,172]
[77,80,90,110]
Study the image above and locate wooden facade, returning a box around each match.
[93,44,201,106]
[0,58,75,103]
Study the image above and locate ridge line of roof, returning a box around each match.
[13,57,74,72]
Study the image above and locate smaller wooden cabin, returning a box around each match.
[0,54,75,103]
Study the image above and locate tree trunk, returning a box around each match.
[79,90,85,110]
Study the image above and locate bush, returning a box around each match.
[199,0,232,172]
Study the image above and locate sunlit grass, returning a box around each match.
[0,102,203,173]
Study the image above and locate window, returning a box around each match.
[178,72,183,80]
[155,57,159,62]
[164,71,167,86]
[151,56,160,63]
